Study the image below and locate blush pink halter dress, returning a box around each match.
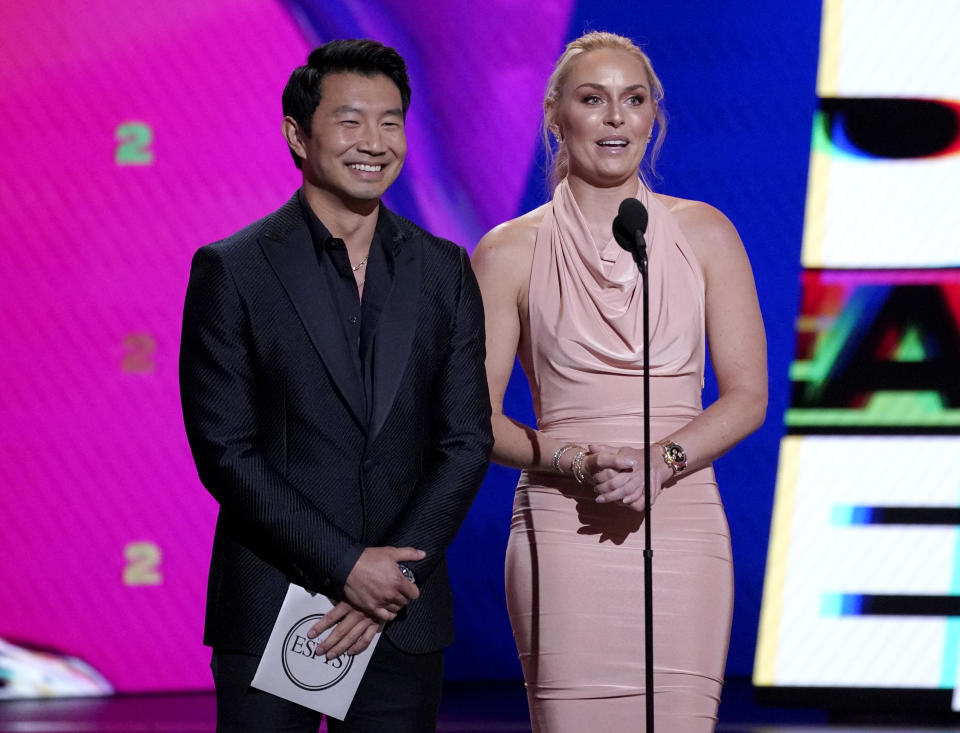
[505,178,733,733]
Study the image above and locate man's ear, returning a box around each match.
[282,116,307,161]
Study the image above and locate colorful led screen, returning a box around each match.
[756,0,960,711]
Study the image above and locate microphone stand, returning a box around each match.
[635,231,654,732]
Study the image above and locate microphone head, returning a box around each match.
[612,198,648,253]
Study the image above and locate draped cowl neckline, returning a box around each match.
[553,176,649,283]
[525,177,706,432]
[548,178,656,347]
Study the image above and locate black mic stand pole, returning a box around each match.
[635,230,654,732]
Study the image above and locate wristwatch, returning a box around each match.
[398,564,416,584]
[658,441,687,475]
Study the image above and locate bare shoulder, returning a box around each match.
[654,193,746,270]
[471,203,548,289]
[475,203,546,259]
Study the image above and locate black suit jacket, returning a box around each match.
[179,193,492,655]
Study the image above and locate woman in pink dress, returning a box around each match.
[472,31,767,732]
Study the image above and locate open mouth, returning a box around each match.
[597,139,629,149]
[348,163,384,172]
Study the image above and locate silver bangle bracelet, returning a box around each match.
[552,444,577,473]
[571,449,588,484]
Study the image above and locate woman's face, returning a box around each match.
[554,48,656,188]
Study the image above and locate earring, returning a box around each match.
[552,128,563,143]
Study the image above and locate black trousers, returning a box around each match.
[212,637,444,732]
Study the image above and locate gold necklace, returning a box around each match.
[351,255,369,272]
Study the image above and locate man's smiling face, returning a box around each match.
[295,71,406,207]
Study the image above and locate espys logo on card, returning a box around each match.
[281,614,353,691]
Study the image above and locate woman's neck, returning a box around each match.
[566,174,640,242]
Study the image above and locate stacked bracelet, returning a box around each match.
[571,450,588,484]
[552,444,577,474]
[551,443,589,484]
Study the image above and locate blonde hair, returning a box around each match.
[543,31,666,191]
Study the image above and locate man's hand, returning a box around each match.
[307,601,382,659]
[342,546,424,621]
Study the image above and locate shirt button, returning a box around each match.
[349,315,358,325]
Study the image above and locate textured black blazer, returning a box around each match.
[179,193,492,655]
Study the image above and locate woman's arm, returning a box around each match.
[472,219,632,480]
[472,221,555,470]
[667,202,768,468]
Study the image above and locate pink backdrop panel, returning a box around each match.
[0,0,308,691]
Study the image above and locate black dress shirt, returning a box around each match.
[299,191,397,427]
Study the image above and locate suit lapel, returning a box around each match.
[259,196,366,429]
[370,213,422,441]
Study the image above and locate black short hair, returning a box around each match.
[282,39,412,169]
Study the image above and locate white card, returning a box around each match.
[251,584,381,720]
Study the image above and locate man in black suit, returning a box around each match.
[179,39,492,732]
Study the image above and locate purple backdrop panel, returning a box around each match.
[284,0,576,246]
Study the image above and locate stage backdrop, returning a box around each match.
[0,0,818,691]
[754,0,960,714]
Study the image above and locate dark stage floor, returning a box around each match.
[1,677,959,732]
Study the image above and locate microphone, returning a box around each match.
[613,195,655,729]
[613,198,649,272]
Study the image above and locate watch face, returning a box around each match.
[663,442,687,472]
